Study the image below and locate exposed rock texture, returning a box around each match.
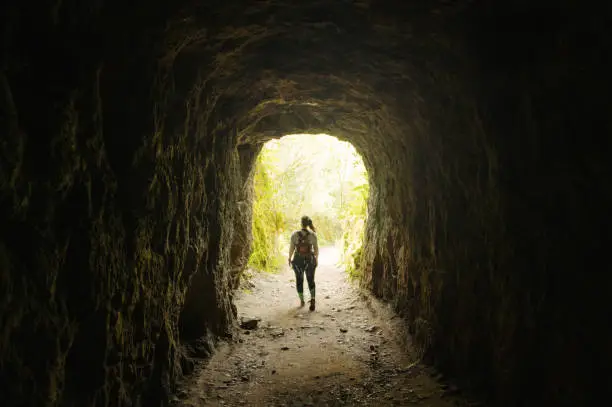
[1,1,609,406]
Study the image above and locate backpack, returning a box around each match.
[296,230,312,255]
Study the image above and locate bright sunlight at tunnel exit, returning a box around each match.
[248,134,369,277]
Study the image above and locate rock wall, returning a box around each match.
[361,4,611,405]
[0,2,246,405]
[1,1,609,406]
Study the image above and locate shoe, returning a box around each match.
[309,299,315,311]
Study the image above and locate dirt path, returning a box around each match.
[178,247,472,406]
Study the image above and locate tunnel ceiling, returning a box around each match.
[159,0,472,157]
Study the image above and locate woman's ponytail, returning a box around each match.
[308,219,316,232]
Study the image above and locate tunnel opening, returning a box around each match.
[246,133,369,280]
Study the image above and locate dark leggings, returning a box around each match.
[292,255,316,296]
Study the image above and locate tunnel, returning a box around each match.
[0,0,610,406]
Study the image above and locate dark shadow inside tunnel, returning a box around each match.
[1,1,610,406]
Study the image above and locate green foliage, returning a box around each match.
[339,176,369,279]
[248,134,369,275]
[247,152,285,273]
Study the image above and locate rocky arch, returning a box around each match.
[0,1,609,406]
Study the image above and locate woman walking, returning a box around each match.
[288,216,319,311]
